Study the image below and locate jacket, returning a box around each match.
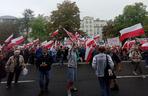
[5,55,25,72]
[92,53,114,77]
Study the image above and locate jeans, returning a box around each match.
[59,56,64,66]
[39,70,51,90]
[7,66,22,86]
[67,67,77,82]
[52,55,56,63]
[98,77,111,96]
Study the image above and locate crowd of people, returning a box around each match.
[0,42,148,96]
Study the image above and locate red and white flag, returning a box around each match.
[24,39,39,48]
[86,39,96,47]
[44,41,54,49]
[85,38,96,64]
[11,36,25,45]
[41,40,48,46]
[5,34,13,43]
[33,38,39,44]
[93,34,100,40]
[119,23,144,42]
[24,42,33,48]
[7,36,25,49]
[50,29,59,37]
[141,42,148,51]
[63,28,77,42]
[75,32,80,39]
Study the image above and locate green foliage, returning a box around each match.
[30,15,48,41]
[0,20,20,44]
[22,9,34,36]
[49,0,80,40]
[103,2,148,40]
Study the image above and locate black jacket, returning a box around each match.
[36,53,53,71]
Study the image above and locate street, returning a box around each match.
[0,61,148,96]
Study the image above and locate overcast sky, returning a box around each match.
[0,0,148,20]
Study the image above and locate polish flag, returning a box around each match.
[44,41,54,49]
[4,34,13,43]
[141,42,148,51]
[7,36,25,49]
[75,32,80,39]
[24,39,39,48]
[63,28,77,42]
[33,38,39,44]
[41,40,48,46]
[24,42,33,48]
[122,39,147,49]
[11,36,25,45]
[86,39,96,47]
[93,34,100,40]
[85,38,96,64]
[50,30,59,37]
[119,23,144,42]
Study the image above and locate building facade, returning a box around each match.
[0,15,17,23]
[80,16,107,39]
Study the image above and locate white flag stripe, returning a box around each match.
[1,80,35,84]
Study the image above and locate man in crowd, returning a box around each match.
[129,44,145,78]
[0,49,7,83]
[5,48,26,88]
[92,46,114,96]
[66,44,78,96]
[35,47,53,94]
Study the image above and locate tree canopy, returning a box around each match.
[30,15,48,41]
[49,0,80,40]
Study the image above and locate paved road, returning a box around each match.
[0,61,148,96]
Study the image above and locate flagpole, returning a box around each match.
[63,28,75,44]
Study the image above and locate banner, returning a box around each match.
[107,37,121,46]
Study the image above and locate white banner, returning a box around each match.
[107,37,121,46]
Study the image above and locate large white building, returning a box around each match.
[80,16,107,39]
[0,15,17,23]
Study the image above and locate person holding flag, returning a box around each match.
[66,44,78,96]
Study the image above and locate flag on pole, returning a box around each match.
[63,28,77,42]
[75,32,80,39]
[33,38,39,44]
[50,29,59,37]
[4,34,13,43]
[44,41,54,49]
[7,36,25,49]
[119,23,145,42]
[11,36,25,45]
[41,40,48,46]
[93,34,100,40]
[85,38,96,64]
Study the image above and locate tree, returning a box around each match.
[0,20,20,44]
[103,2,148,39]
[102,20,115,40]
[30,15,48,41]
[49,0,80,40]
[22,9,34,38]
[143,16,148,36]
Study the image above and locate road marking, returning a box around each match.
[1,75,148,84]
[117,75,148,79]
[1,80,35,84]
